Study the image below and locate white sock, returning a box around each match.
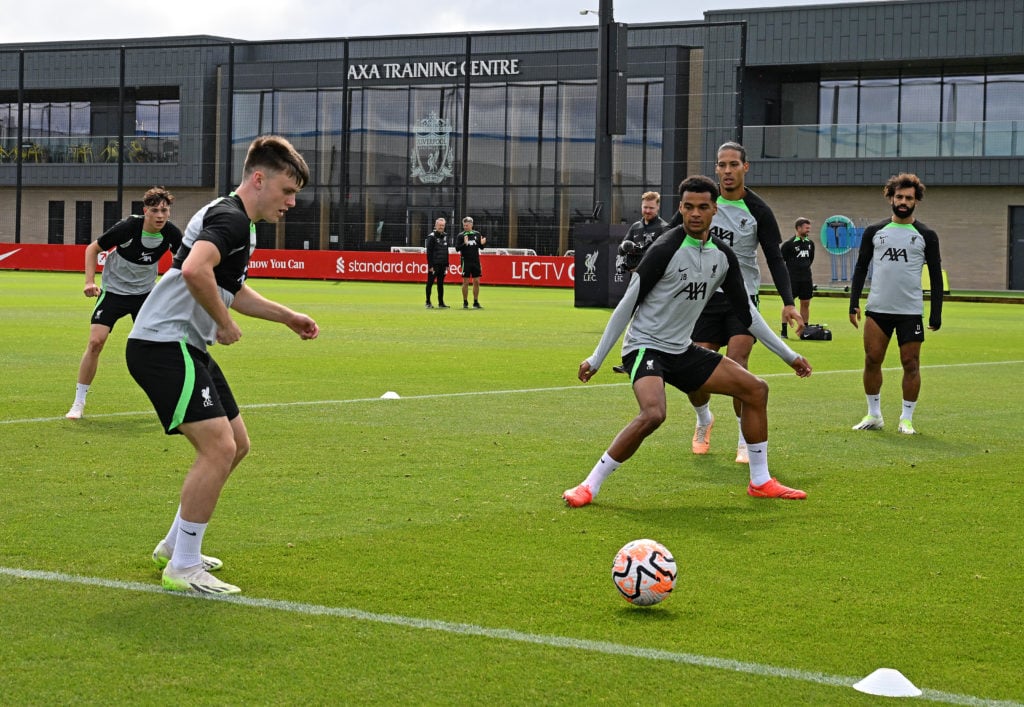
[74,383,90,406]
[582,452,621,497]
[901,400,917,421]
[867,394,882,418]
[161,506,183,552]
[693,403,712,427]
[169,519,208,570]
[747,441,770,486]
[736,416,746,446]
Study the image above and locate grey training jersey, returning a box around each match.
[587,228,797,370]
[850,219,943,323]
[95,215,182,295]
[129,194,255,350]
[707,191,780,296]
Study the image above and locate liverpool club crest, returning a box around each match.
[410,112,454,184]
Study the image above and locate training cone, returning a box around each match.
[380,391,401,399]
[853,668,922,697]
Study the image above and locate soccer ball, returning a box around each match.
[611,539,677,606]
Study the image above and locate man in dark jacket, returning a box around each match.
[424,217,450,308]
[616,191,668,274]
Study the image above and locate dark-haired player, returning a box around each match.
[562,175,811,508]
[127,136,319,594]
[849,172,942,435]
[66,187,182,419]
[671,143,803,463]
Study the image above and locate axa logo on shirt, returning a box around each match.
[881,247,909,262]
[708,225,733,246]
[674,281,708,301]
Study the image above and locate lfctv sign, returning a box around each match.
[510,260,574,282]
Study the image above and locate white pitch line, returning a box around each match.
[0,566,1019,706]
[4,359,1023,427]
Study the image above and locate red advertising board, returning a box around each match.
[0,244,575,288]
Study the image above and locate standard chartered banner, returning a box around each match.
[0,244,575,288]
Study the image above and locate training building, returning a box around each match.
[1,0,1022,289]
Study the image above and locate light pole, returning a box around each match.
[589,0,625,225]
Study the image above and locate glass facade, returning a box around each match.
[747,71,1024,160]
[230,77,666,256]
[0,94,180,164]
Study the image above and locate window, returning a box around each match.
[557,82,594,186]
[135,99,180,163]
[48,201,65,245]
[941,75,984,156]
[809,72,1024,159]
[0,93,177,163]
[75,201,92,245]
[819,80,858,158]
[103,201,120,231]
[984,74,1024,156]
[612,80,663,187]
[900,77,941,157]
[508,83,556,186]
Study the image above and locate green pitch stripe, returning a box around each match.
[0,566,1019,707]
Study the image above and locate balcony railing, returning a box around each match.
[0,135,179,164]
[746,121,1024,160]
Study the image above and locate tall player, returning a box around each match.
[680,142,803,463]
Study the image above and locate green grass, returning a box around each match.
[1,271,1022,705]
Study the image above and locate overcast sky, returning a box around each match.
[2,0,865,44]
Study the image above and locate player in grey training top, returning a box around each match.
[129,194,255,349]
[562,175,812,508]
[669,143,803,464]
[849,172,943,435]
[126,135,318,596]
[66,187,182,419]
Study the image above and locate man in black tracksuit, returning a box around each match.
[424,217,450,308]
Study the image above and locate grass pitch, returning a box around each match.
[1,272,1022,705]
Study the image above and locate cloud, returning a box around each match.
[0,0,860,44]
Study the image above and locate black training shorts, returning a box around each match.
[865,311,925,345]
[621,344,723,394]
[790,277,814,301]
[691,291,758,347]
[90,290,149,330]
[126,339,240,434]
